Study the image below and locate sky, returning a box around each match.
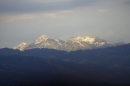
[0,0,130,48]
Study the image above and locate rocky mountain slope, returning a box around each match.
[13,35,124,51]
[13,42,29,51]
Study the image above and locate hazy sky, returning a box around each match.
[0,0,130,48]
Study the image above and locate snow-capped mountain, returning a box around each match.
[23,35,65,50]
[13,42,29,51]
[60,36,117,51]
[13,35,124,51]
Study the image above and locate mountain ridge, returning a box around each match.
[13,35,124,51]
[1,43,130,85]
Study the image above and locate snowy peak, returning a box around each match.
[13,35,125,51]
[34,35,49,44]
[13,42,29,51]
[69,36,96,43]
[61,36,118,51]
[24,35,65,50]
[33,35,65,45]
[53,38,65,45]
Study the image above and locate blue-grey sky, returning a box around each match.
[0,0,130,48]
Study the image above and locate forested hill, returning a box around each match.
[0,55,130,86]
[0,44,130,85]
[0,43,130,64]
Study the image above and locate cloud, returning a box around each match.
[0,9,74,22]
[0,0,130,48]
[32,0,73,3]
[59,10,73,13]
[123,0,130,5]
[0,0,101,14]
[97,10,108,12]
[43,13,59,18]
[5,14,36,22]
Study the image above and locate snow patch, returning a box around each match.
[70,36,95,43]
[34,35,49,44]
[13,42,28,51]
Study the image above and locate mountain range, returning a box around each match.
[13,35,124,51]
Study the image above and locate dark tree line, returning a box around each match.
[0,44,130,85]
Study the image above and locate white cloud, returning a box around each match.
[7,15,36,22]
[0,12,59,22]
[97,10,108,12]
[59,10,73,13]
[0,9,75,22]
[43,13,59,18]
[30,0,72,3]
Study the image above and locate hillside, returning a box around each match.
[0,44,130,85]
[0,55,130,86]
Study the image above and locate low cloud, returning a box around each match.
[0,9,75,22]
[0,0,101,14]
[97,10,108,12]
[123,0,130,5]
